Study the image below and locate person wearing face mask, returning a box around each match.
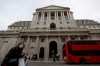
[1,42,25,66]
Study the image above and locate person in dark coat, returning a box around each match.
[35,54,37,60]
[39,53,44,61]
[1,42,25,66]
[32,54,35,61]
[52,50,56,62]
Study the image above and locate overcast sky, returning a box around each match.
[0,0,100,30]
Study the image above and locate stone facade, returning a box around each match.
[0,5,100,61]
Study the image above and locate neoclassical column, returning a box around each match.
[56,11,58,20]
[66,11,68,19]
[67,11,70,19]
[42,12,44,21]
[36,12,39,20]
[61,11,63,20]
[36,36,39,59]
[26,36,30,56]
[58,36,63,60]
[45,36,49,61]
[41,12,44,21]
[48,12,51,20]
[62,11,65,20]
[40,12,43,20]
[55,11,57,20]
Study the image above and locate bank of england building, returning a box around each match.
[0,5,100,61]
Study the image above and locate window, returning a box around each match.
[14,27,16,29]
[27,27,28,29]
[10,27,12,29]
[32,37,36,42]
[36,27,38,30]
[60,22,62,24]
[3,41,8,43]
[40,37,45,42]
[93,25,96,28]
[67,22,69,24]
[76,20,79,22]
[24,23,26,26]
[44,22,46,25]
[22,27,24,29]
[17,27,19,29]
[43,27,46,30]
[97,25,99,27]
[50,23,56,30]
[68,27,71,29]
[80,26,84,28]
[70,37,75,40]
[60,27,63,29]
[89,26,91,28]
[61,37,66,42]
[37,22,39,25]
[23,37,27,42]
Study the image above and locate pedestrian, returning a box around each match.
[52,50,56,62]
[1,42,25,66]
[32,54,36,61]
[56,53,60,61]
[29,56,31,60]
[39,53,44,61]
[35,54,37,60]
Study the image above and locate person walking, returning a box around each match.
[39,53,44,61]
[52,50,56,62]
[1,42,25,66]
[56,53,60,61]
[32,54,36,61]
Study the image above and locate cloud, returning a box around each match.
[0,0,100,30]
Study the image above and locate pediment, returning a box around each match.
[36,5,70,10]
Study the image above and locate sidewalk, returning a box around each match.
[29,60,65,63]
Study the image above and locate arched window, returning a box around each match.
[50,23,56,30]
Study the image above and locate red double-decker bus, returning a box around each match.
[64,40,100,64]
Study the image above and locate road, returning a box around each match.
[1,61,100,66]
[28,61,100,66]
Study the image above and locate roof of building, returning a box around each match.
[8,21,31,27]
[75,19,100,25]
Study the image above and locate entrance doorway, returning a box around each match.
[50,23,56,30]
[39,47,44,59]
[49,41,58,58]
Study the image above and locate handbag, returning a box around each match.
[8,59,17,63]
[18,58,25,66]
